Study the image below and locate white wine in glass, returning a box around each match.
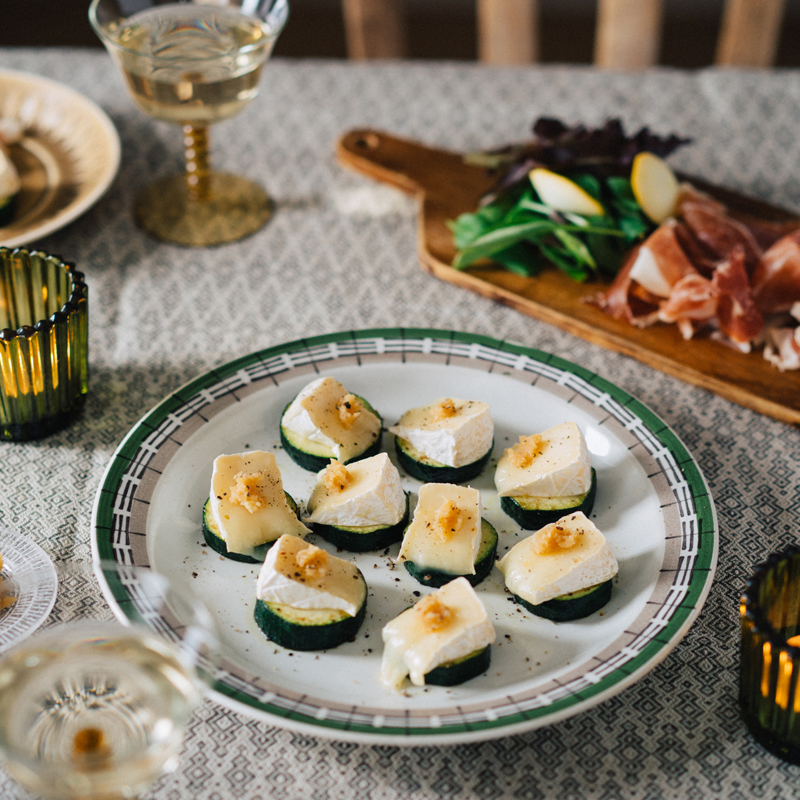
[89,0,289,246]
[0,565,218,800]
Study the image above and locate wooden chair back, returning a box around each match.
[341,0,787,68]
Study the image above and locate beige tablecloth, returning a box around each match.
[2,48,800,798]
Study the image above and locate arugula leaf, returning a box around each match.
[452,220,557,269]
[492,242,542,277]
[450,164,657,280]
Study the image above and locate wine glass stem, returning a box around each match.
[183,125,211,202]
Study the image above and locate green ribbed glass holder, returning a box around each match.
[740,545,800,765]
[0,247,88,441]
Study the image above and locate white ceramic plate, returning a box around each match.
[91,329,718,745]
[0,531,58,653]
[0,69,121,248]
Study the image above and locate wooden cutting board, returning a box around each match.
[337,128,800,427]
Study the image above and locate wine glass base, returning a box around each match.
[134,173,274,246]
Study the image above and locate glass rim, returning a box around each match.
[741,543,800,649]
[0,247,87,343]
[88,0,289,63]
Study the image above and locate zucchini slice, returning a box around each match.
[425,645,491,686]
[279,397,383,472]
[500,468,597,530]
[202,493,300,564]
[394,436,493,484]
[403,518,498,588]
[253,572,368,650]
[311,493,410,552]
[512,578,613,622]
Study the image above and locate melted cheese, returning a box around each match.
[281,377,381,462]
[304,453,406,527]
[210,451,309,556]
[496,512,618,605]
[398,484,480,575]
[380,577,495,689]
[495,422,591,498]
[256,535,364,616]
[388,398,493,468]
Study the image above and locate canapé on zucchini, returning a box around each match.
[500,468,597,529]
[254,582,368,651]
[388,398,494,483]
[403,518,498,588]
[379,577,495,689]
[394,435,493,484]
[280,394,383,472]
[311,493,411,552]
[424,645,492,686]
[202,493,300,563]
[254,536,368,650]
[496,511,618,622]
[510,579,613,622]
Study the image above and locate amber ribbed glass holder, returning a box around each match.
[740,545,800,764]
[0,247,88,441]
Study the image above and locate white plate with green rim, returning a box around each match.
[91,329,717,745]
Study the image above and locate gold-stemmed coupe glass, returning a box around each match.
[89,0,289,246]
[0,563,219,799]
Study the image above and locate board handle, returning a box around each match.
[336,129,490,199]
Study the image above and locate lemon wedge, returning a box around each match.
[631,151,679,224]
[529,168,604,217]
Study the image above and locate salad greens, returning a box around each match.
[449,118,690,281]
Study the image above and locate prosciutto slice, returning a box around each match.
[627,220,699,296]
[657,274,718,339]
[712,246,764,346]
[680,200,763,273]
[588,245,660,326]
[763,304,800,370]
[764,327,800,371]
[751,231,800,314]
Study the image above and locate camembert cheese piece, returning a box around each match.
[496,512,618,605]
[398,483,481,576]
[388,398,493,468]
[380,577,495,689]
[304,453,406,527]
[210,451,309,556]
[494,422,591,498]
[256,535,363,616]
[281,377,381,462]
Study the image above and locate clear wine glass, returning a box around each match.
[89,0,289,246]
[0,563,219,799]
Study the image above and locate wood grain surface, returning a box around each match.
[337,128,800,426]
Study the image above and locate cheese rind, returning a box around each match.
[388,398,493,468]
[255,535,363,616]
[496,512,618,605]
[495,422,591,498]
[380,577,495,689]
[281,377,381,462]
[304,453,406,527]
[398,484,481,575]
[210,451,309,556]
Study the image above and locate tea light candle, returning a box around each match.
[0,247,88,441]
[740,545,800,764]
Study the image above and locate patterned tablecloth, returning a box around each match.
[2,48,800,798]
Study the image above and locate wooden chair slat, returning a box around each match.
[342,0,407,60]
[594,0,664,70]
[716,0,786,67]
[477,0,539,65]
